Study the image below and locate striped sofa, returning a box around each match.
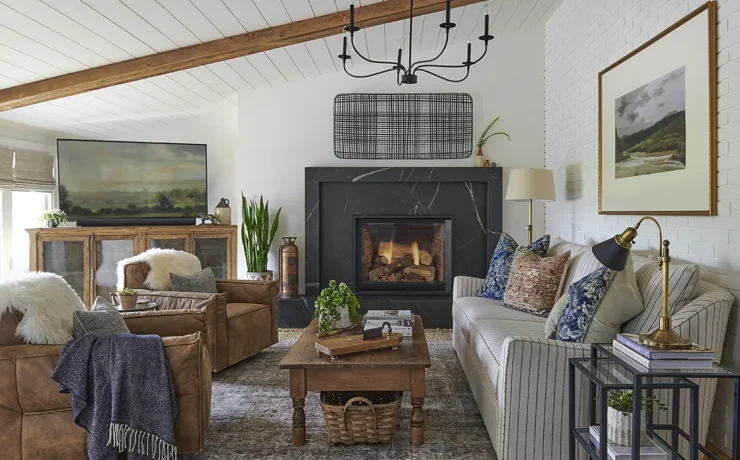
[452,238,734,459]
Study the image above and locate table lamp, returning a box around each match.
[505,168,556,244]
[592,216,693,350]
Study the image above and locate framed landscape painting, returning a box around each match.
[599,1,717,215]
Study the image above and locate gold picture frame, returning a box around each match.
[598,1,717,216]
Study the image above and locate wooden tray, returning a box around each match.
[315,333,403,359]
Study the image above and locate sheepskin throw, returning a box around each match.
[117,248,202,291]
[0,272,85,344]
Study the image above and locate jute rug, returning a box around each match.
[181,329,496,460]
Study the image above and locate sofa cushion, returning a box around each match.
[453,296,546,345]
[623,255,700,334]
[503,248,571,317]
[477,233,550,300]
[470,318,548,366]
[72,309,130,339]
[226,303,269,320]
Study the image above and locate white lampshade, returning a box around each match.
[505,168,556,202]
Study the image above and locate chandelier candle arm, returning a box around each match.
[340,0,492,84]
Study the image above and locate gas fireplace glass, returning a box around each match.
[355,216,452,294]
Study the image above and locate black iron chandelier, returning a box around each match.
[339,0,493,85]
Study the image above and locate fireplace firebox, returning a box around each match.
[354,216,452,295]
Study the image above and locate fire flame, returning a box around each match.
[381,241,394,262]
[412,241,420,266]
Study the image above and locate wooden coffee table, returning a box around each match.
[279,315,431,446]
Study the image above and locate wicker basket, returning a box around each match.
[320,391,402,445]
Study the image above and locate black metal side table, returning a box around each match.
[568,343,740,460]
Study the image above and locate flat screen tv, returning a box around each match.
[57,139,207,222]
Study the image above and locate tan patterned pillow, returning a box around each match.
[502,248,571,317]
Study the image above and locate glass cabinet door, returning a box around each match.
[194,236,229,279]
[146,234,190,251]
[41,238,89,303]
[93,236,136,300]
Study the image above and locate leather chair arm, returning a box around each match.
[216,280,279,344]
[123,309,207,340]
[132,291,227,371]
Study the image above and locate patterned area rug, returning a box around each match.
[182,329,496,460]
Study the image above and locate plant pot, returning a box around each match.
[118,295,139,311]
[607,407,648,446]
[46,220,58,228]
[476,147,485,167]
[331,306,352,330]
[245,270,273,281]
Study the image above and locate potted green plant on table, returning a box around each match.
[241,194,282,281]
[112,287,138,311]
[606,390,667,446]
[38,209,67,228]
[314,280,361,337]
[476,117,511,167]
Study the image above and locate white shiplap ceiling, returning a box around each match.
[0,0,561,138]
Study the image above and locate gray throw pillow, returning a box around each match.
[169,268,217,293]
[72,299,130,339]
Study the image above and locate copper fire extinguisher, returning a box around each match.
[279,237,299,299]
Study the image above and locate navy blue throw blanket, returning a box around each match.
[51,334,178,460]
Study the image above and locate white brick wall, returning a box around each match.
[545,0,740,452]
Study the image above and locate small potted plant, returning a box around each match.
[113,287,138,311]
[476,117,511,167]
[606,390,667,446]
[314,280,361,337]
[38,208,67,228]
[241,194,282,280]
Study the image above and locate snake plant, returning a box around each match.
[241,194,282,272]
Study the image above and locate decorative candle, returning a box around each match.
[466,41,472,62]
[397,47,402,67]
[484,14,490,37]
[343,36,348,57]
[445,0,451,25]
[350,3,355,30]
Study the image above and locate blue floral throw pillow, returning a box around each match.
[476,233,550,300]
[556,266,616,342]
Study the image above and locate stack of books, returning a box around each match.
[363,310,414,337]
[589,426,668,459]
[613,333,714,369]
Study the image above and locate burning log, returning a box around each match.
[400,254,415,267]
[368,260,402,282]
[419,250,433,266]
[374,256,389,266]
[401,265,436,281]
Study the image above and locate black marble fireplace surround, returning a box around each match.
[278,167,502,328]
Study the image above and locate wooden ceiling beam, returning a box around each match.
[0,0,482,112]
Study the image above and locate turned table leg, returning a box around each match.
[290,369,307,446]
[410,368,425,446]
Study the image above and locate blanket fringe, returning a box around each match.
[108,423,177,460]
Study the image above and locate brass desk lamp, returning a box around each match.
[592,216,693,350]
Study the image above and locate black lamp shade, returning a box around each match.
[592,237,629,271]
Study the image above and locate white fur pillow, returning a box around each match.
[117,248,202,291]
[0,272,85,344]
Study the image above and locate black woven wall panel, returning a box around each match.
[333,93,473,160]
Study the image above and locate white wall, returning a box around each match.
[237,33,546,286]
[545,0,740,452]
[108,107,239,215]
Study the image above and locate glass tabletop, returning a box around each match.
[595,344,739,378]
[572,358,691,389]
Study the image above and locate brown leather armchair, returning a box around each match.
[121,261,279,372]
[0,312,212,460]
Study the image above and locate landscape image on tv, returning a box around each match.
[57,140,207,221]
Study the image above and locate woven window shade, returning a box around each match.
[0,149,13,189]
[13,151,55,191]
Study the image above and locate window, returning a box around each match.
[0,190,52,279]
